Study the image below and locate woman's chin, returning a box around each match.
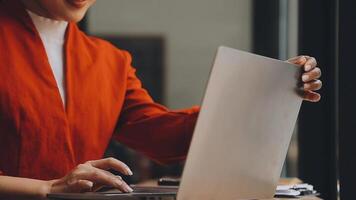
[60,12,86,22]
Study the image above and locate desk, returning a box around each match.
[48,178,322,200]
[137,178,322,200]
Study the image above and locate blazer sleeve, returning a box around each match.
[113,51,200,165]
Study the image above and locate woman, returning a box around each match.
[0,0,322,199]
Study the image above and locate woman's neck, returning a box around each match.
[21,0,55,20]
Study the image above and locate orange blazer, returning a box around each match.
[0,0,199,180]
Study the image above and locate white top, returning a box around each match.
[27,10,68,105]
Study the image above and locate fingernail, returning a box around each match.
[305,64,311,71]
[126,168,133,176]
[302,75,309,82]
[299,57,306,63]
[126,185,134,193]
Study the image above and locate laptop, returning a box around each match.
[48,46,303,200]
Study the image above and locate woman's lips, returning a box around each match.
[66,0,88,9]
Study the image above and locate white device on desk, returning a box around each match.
[48,46,303,200]
[178,46,302,200]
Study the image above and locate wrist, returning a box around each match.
[37,180,55,200]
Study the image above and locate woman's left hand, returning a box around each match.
[288,56,322,102]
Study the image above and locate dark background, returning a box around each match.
[254,0,355,199]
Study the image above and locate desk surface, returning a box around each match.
[48,178,322,200]
[137,178,322,200]
[274,198,321,200]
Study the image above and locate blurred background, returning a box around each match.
[78,1,355,200]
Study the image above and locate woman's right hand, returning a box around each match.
[47,158,134,194]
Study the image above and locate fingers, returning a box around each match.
[304,57,317,71]
[71,180,94,193]
[303,91,321,102]
[86,157,133,176]
[288,55,307,65]
[92,176,127,193]
[287,56,317,71]
[304,80,322,91]
[51,158,135,194]
[74,164,133,193]
[302,67,321,82]
[288,55,322,103]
